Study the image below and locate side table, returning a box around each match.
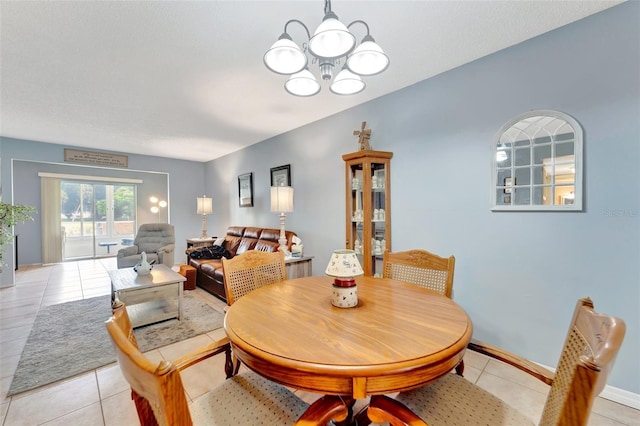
[186,237,217,263]
[186,237,217,249]
[285,256,313,279]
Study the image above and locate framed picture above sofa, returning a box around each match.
[238,172,253,207]
[270,164,291,187]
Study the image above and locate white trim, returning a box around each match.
[600,385,640,410]
[37,172,142,184]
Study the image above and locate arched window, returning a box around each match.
[492,110,583,211]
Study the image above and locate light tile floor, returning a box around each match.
[1,259,638,425]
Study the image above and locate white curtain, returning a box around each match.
[41,177,62,264]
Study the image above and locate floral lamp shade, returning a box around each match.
[326,249,363,309]
[325,249,364,277]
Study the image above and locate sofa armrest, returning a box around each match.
[117,245,139,258]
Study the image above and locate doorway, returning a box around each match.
[61,181,136,260]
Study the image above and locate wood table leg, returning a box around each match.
[295,395,349,426]
[294,395,375,426]
[353,402,373,426]
[329,397,356,426]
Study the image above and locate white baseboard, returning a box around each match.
[601,385,640,410]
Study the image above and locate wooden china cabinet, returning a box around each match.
[342,150,393,277]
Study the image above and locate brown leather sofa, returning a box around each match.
[187,226,296,302]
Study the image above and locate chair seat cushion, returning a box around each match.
[189,371,309,425]
[199,261,222,275]
[395,373,535,426]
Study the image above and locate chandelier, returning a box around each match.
[263,0,390,97]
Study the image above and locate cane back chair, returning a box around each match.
[368,297,626,426]
[382,249,455,298]
[222,249,287,306]
[105,302,347,426]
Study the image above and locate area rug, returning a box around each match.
[7,293,224,396]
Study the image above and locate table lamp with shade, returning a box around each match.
[270,186,294,256]
[196,195,213,239]
[326,249,364,308]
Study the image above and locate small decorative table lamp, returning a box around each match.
[196,195,213,239]
[270,186,294,256]
[326,249,364,308]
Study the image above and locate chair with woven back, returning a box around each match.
[221,249,288,375]
[382,248,461,374]
[368,297,626,426]
[105,301,348,426]
[382,249,455,298]
[222,249,287,306]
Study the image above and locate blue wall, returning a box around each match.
[205,3,639,395]
[1,2,637,398]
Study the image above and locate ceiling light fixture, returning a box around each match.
[264,0,389,97]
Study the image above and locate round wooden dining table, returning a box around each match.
[224,275,472,423]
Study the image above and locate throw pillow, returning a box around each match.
[213,237,225,246]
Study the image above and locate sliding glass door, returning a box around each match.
[61,181,136,260]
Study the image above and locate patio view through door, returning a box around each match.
[61,181,136,260]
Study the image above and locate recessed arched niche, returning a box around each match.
[492,110,583,211]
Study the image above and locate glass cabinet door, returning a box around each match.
[343,150,392,277]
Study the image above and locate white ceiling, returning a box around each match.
[0,1,622,163]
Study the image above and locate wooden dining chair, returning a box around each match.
[106,302,347,426]
[222,249,287,306]
[382,248,462,374]
[382,249,455,298]
[368,297,626,426]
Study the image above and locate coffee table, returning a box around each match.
[109,264,186,328]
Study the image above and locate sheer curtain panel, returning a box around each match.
[40,176,62,263]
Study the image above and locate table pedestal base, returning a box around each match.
[323,396,374,426]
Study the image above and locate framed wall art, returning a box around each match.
[238,172,253,207]
[270,164,291,187]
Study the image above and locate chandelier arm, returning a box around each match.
[347,20,371,36]
[284,19,311,41]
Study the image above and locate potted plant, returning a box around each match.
[0,201,36,269]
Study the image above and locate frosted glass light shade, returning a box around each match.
[330,68,365,95]
[150,196,167,215]
[264,37,307,75]
[346,39,389,76]
[270,186,294,213]
[325,249,364,277]
[196,196,213,214]
[285,69,321,97]
[308,14,355,59]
